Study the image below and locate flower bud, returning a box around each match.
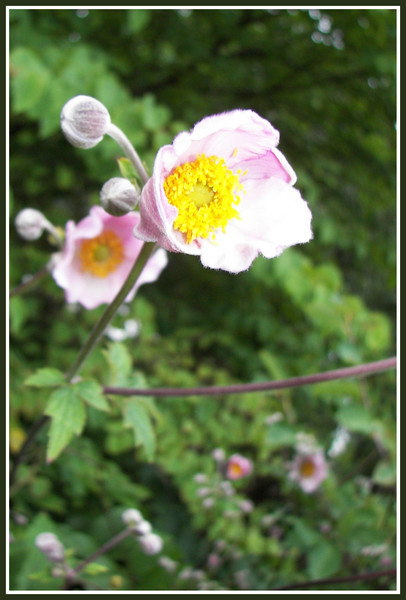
[138,533,163,555]
[35,532,64,563]
[15,208,49,241]
[122,508,143,528]
[133,520,152,536]
[212,448,225,463]
[60,95,111,149]
[100,177,140,216]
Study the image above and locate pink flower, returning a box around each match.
[133,110,312,273]
[52,206,167,309]
[289,451,328,493]
[226,454,253,480]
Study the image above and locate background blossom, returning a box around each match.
[289,451,328,493]
[52,206,167,309]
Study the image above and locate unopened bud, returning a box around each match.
[138,533,163,555]
[134,520,152,536]
[35,532,64,563]
[15,208,50,241]
[100,177,139,216]
[122,508,143,528]
[60,95,111,149]
[212,448,225,463]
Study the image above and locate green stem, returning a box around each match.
[65,241,157,382]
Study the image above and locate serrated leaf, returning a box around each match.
[73,379,110,412]
[44,386,86,462]
[25,367,66,388]
[123,398,155,460]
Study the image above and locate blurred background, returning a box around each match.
[9,8,397,591]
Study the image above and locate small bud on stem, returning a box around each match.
[100,177,140,216]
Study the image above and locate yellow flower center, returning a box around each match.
[79,230,124,278]
[163,154,243,243]
[299,458,316,478]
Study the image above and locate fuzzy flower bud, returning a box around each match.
[15,208,50,241]
[138,533,163,555]
[35,532,64,563]
[122,508,143,529]
[60,95,111,149]
[100,177,140,216]
[133,520,152,536]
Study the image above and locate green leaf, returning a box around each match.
[104,342,132,386]
[25,367,66,388]
[307,541,342,579]
[266,423,297,450]
[117,157,139,184]
[10,47,50,113]
[372,460,396,487]
[82,562,109,575]
[44,386,86,462]
[123,398,155,460]
[335,404,378,434]
[73,379,110,412]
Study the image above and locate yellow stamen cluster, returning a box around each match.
[163,154,243,243]
[299,459,316,478]
[78,230,124,278]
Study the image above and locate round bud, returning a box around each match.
[134,520,152,536]
[15,208,49,241]
[122,508,143,528]
[60,95,111,149]
[100,177,140,216]
[35,532,64,563]
[138,533,163,555]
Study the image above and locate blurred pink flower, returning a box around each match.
[52,206,167,309]
[133,110,312,273]
[289,451,328,493]
[226,454,253,480]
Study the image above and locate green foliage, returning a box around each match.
[9,7,396,593]
[44,386,87,462]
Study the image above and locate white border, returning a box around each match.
[6,5,400,595]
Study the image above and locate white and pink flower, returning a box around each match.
[289,451,328,493]
[226,454,253,480]
[52,206,167,309]
[133,110,312,273]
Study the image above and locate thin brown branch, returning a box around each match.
[103,356,396,398]
[273,568,396,590]
[9,267,49,298]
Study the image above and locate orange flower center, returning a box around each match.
[299,458,316,478]
[228,462,243,477]
[79,230,124,278]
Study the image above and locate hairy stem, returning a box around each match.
[107,123,150,185]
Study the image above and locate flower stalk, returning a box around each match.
[106,123,150,185]
[64,241,157,382]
